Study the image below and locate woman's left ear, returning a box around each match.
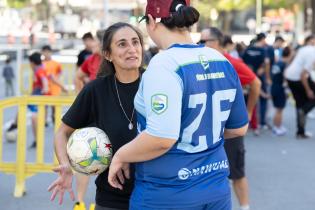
[104,51,112,62]
[147,14,157,31]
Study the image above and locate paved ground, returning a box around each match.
[1,71,315,209]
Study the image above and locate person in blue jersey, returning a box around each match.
[242,33,271,134]
[108,0,249,210]
[271,46,291,136]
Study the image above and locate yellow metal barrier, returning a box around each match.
[0,96,75,197]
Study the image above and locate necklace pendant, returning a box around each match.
[128,122,133,130]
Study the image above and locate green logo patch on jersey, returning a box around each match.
[151,94,168,114]
[199,55,209,70]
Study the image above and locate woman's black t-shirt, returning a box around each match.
[62,74,140,209]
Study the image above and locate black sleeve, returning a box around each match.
[62,85,94,128]
[77,51,85,67]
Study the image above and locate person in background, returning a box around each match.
[77,32,94,67]
[273,36,285,62]
[75,30,103,92]
[75,32,94,92]
[284,35,315,139]
[2,57,15,97]
[143,44,159,66]
[42,45,67,124]
[235,42,247,58]
[5,53,50,147]
[242,33,271,134]
[264,34,275,79]
[223,35,239,59]
[28,52,50,148]
[200,27,261,210]
[271,46,291,136]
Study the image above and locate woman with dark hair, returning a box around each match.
[108,1,248,210]
[48,22,144,210]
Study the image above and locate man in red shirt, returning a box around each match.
[200,27,261,210]
[80,52,101,81]
[76,31,103,92]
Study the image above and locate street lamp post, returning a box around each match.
[104,0,109,28]
[312,0,315,33]
[256,0,262,33]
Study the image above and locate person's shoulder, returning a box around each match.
[37,67,47,76]
[202,47,226,60]
[150,50,169,61]
[53,59,61,65]
[78,49,88,56]
[3,65,12,70]
[85,75,111,90]
[304,45,315,52]
[38,66,46,71]
[44,59,60,66]
[146,51,175,70]
[50,60,62,68]
[223,52,238,62]
[266,45,274,50]
[85,53,97,61]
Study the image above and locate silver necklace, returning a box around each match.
[114,75,136,130]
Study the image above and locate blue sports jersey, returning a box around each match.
[133,44,248,209]
[242,46,266,73]
[271,61,286,86]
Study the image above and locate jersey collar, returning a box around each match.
[168,43,204,49]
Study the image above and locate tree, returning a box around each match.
[8,0,30,8]
[264,0,297,9]
[193,0,255,32]
[192,0,303,32]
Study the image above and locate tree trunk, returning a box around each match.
[222,11,233,33]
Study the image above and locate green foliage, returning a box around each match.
[194,1,212,19]
[8,0,30,8]
[264,0,297,9]
[215,0,254,11]
[195,0,299,11]
[195,0,254,12]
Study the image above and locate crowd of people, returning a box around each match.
[234,33,315,139]
[2,0,315,210]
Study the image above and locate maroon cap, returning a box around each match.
[145,0,190,18]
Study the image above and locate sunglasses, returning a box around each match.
[138,15,149,24]
[198,38,218,44]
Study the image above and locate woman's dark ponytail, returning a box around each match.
[161,1,199,29]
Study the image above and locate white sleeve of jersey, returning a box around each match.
[142,63,183,140]
[303,55,315,73]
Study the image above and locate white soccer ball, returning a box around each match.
[67,127,112,175]
[5,129,17,143]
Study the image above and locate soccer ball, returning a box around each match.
[67,127,112,175]
[5,129,17,143]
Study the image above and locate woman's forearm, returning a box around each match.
[115,132,176,163]
[54,132,70,165]
[54,124,75,166]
